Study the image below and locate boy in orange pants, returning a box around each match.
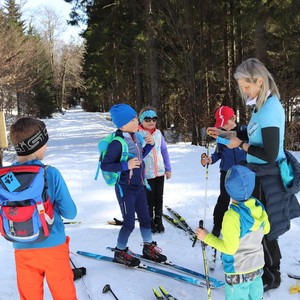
[9,117,77,300]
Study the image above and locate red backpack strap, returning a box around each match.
[0,215,4,236]
[38,165,51,237]
[36,202,49,237]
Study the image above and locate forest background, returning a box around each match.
[0,0,299,151]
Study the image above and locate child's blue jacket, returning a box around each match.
[211,142,246,171]
[101,130,153,188]
[12,160,77,250]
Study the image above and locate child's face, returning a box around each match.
[142,117,157,131]
[120,117,139,133]
[222,116,236,131]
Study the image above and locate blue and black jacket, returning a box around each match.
[211,131,246,172]
[101,130,153,188]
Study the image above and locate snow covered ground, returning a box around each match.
[1,107,299,300]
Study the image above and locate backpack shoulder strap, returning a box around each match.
[95,133,128,180]
[42,165,50,201]
[136,132,145,147]
[113,136,129,162]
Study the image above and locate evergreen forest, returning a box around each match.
[1,0,299,148]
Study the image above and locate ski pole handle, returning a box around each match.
[192,220,204,247]
[199,220,204,229]
[199,220,208,247]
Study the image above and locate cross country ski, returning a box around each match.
[153,286,178,300]
[106,246,224,287]
[76,250,220,288]
[162,214,186,231]
[165,205,197,241]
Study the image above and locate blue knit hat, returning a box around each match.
[109,104,137,129]
[225,165,256,201]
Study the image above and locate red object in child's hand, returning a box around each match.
[201,153,207,167]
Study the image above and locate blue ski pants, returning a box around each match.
[115,185,152,249]
[225,275,263,300]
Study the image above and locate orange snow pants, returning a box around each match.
[14,237,77,300]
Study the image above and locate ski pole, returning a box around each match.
[102,284,119,300]
[203,141,210,225]
[199,220,212,300]
[193,144,209,248]
[70,257,92,300]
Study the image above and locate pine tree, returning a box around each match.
[2,0,25,30]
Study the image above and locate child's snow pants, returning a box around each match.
[14,237,76,300]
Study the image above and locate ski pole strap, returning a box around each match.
[225,268,263,285]
[94,162,100,180]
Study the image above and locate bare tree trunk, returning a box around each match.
[131,0,144,112]
[185,0,197,145]
[223,2,230,106]
[255,17,267,64]
[145,0,159,110]
[134,52,144,112]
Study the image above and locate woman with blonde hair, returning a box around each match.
[207,58,300,292]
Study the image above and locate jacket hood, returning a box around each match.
[232,198,269,237]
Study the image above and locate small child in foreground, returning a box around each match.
[196,165,270,300]
[9,117,77,300]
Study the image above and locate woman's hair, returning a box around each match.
[234,58,280,110]
[138,105,157,117]
[10,117,46,145]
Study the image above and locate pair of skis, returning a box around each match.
[106,247,223,287]
[153,286,177,300]
[76,250,223,289]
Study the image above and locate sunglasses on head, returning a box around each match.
[144,117,158,122]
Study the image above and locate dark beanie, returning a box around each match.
[13,122,49,156]
[109,104,137,129]
[225,165,256,201]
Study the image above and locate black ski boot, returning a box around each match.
[113,247,140,267]
[155,216,165,233]
[143,241,167,263]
